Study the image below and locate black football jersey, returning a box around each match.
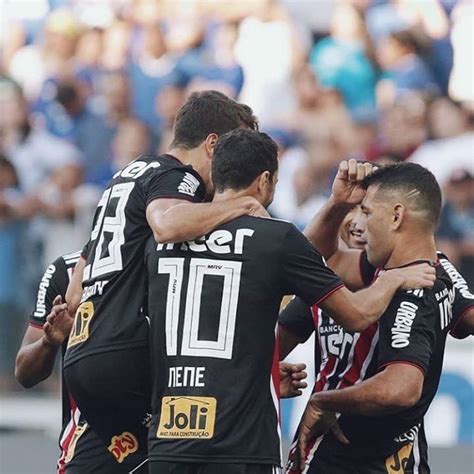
[28,251,83,464]
[319,263,456,459]
[64,155,206,367]
[281,253,473,469]
[145,216,343,465]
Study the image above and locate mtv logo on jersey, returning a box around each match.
[178,173,200,197]
[157,396,216,439]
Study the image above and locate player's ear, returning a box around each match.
[257,171,271,192]
[392,203,405,230]
[204,133,219,158]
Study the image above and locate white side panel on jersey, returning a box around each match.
[181,259,242,360]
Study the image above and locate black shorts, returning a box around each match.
[302,441,429,474]
[61,422,128,474]
[150,462,282,474]
[63,347,151,472]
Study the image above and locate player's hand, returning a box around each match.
[279,362,308,398]
[297,395,348,471]
[42,296,74,348]
[239,196,270,218]
[331,160,376,206]
[388,263,436,290]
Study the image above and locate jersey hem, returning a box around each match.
[149,454,281,465]
[313,283,345,306]
[378,360,426,376]
[29,321,45,329]
[63,340,148,368]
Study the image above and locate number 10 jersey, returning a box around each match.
[145,216,344,466]
[64,154,206,368]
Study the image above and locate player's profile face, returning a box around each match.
[340,206,366,250]
[360,186,394,267]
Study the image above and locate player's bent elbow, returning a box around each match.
[14,361,34,388]
[385,383,422,410]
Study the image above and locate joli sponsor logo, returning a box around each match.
[157,396,216,439]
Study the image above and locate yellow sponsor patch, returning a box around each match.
[157,396,216,439]
[385,443,413,473]
[108,431,139,463]
[67,302,94,348]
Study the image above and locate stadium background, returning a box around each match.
[0,0,472,472]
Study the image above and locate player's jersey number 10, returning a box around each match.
[158,258,242,360]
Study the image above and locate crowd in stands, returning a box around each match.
[0,0,473,390]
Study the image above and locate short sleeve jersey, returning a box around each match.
[332,263,456,458]
[64,155,206,367]
[29,251,82,446]
[145,217,343,465]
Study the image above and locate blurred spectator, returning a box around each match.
[37,78,115,182]
[0,157,24,390]
[235,0,305,126]
[437,169,474,285]
[128,24,187,129]
[101,19,131,71]
[409,100,474,185]
[376,29,440,108]
[309,2,378,122]
[368,92,428,162]
[449,0,474,104]
[0,81,81,196]
[8,9,81,101]
[156,86,185,154]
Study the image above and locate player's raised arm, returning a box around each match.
[304,160,375,290]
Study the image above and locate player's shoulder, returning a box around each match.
[61,250,82,270]
[109,154,187,184]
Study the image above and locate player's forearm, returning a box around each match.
[150,197,255,244]
[304,196,354,258]
[15,337,59,388]
[346,272,402,331]
[311,373,412,416]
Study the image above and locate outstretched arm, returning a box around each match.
[146,197,267,244]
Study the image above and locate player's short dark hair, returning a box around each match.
[212,129,278,192]
[362,162,442,229]
[170,90,258,150]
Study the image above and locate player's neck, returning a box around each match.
[168,147,207,180]
[213,189,255,202]
[384,234,437,268]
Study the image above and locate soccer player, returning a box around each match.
[296,162,474,473]
[279,209,474,473]
[63,91,266,471]
[144,130,435,474]
[15,252,123,474]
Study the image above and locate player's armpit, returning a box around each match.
[278,325,306,360]
[146,196,267,244]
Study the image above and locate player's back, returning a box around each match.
[65,154,205,367]
[145,215,343,465]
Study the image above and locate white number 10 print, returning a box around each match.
[158,258,242,359]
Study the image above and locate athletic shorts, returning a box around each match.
[149,462,282,474]
[60,422,128,474]
[297,440,429,474]
[64,347,151,472]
